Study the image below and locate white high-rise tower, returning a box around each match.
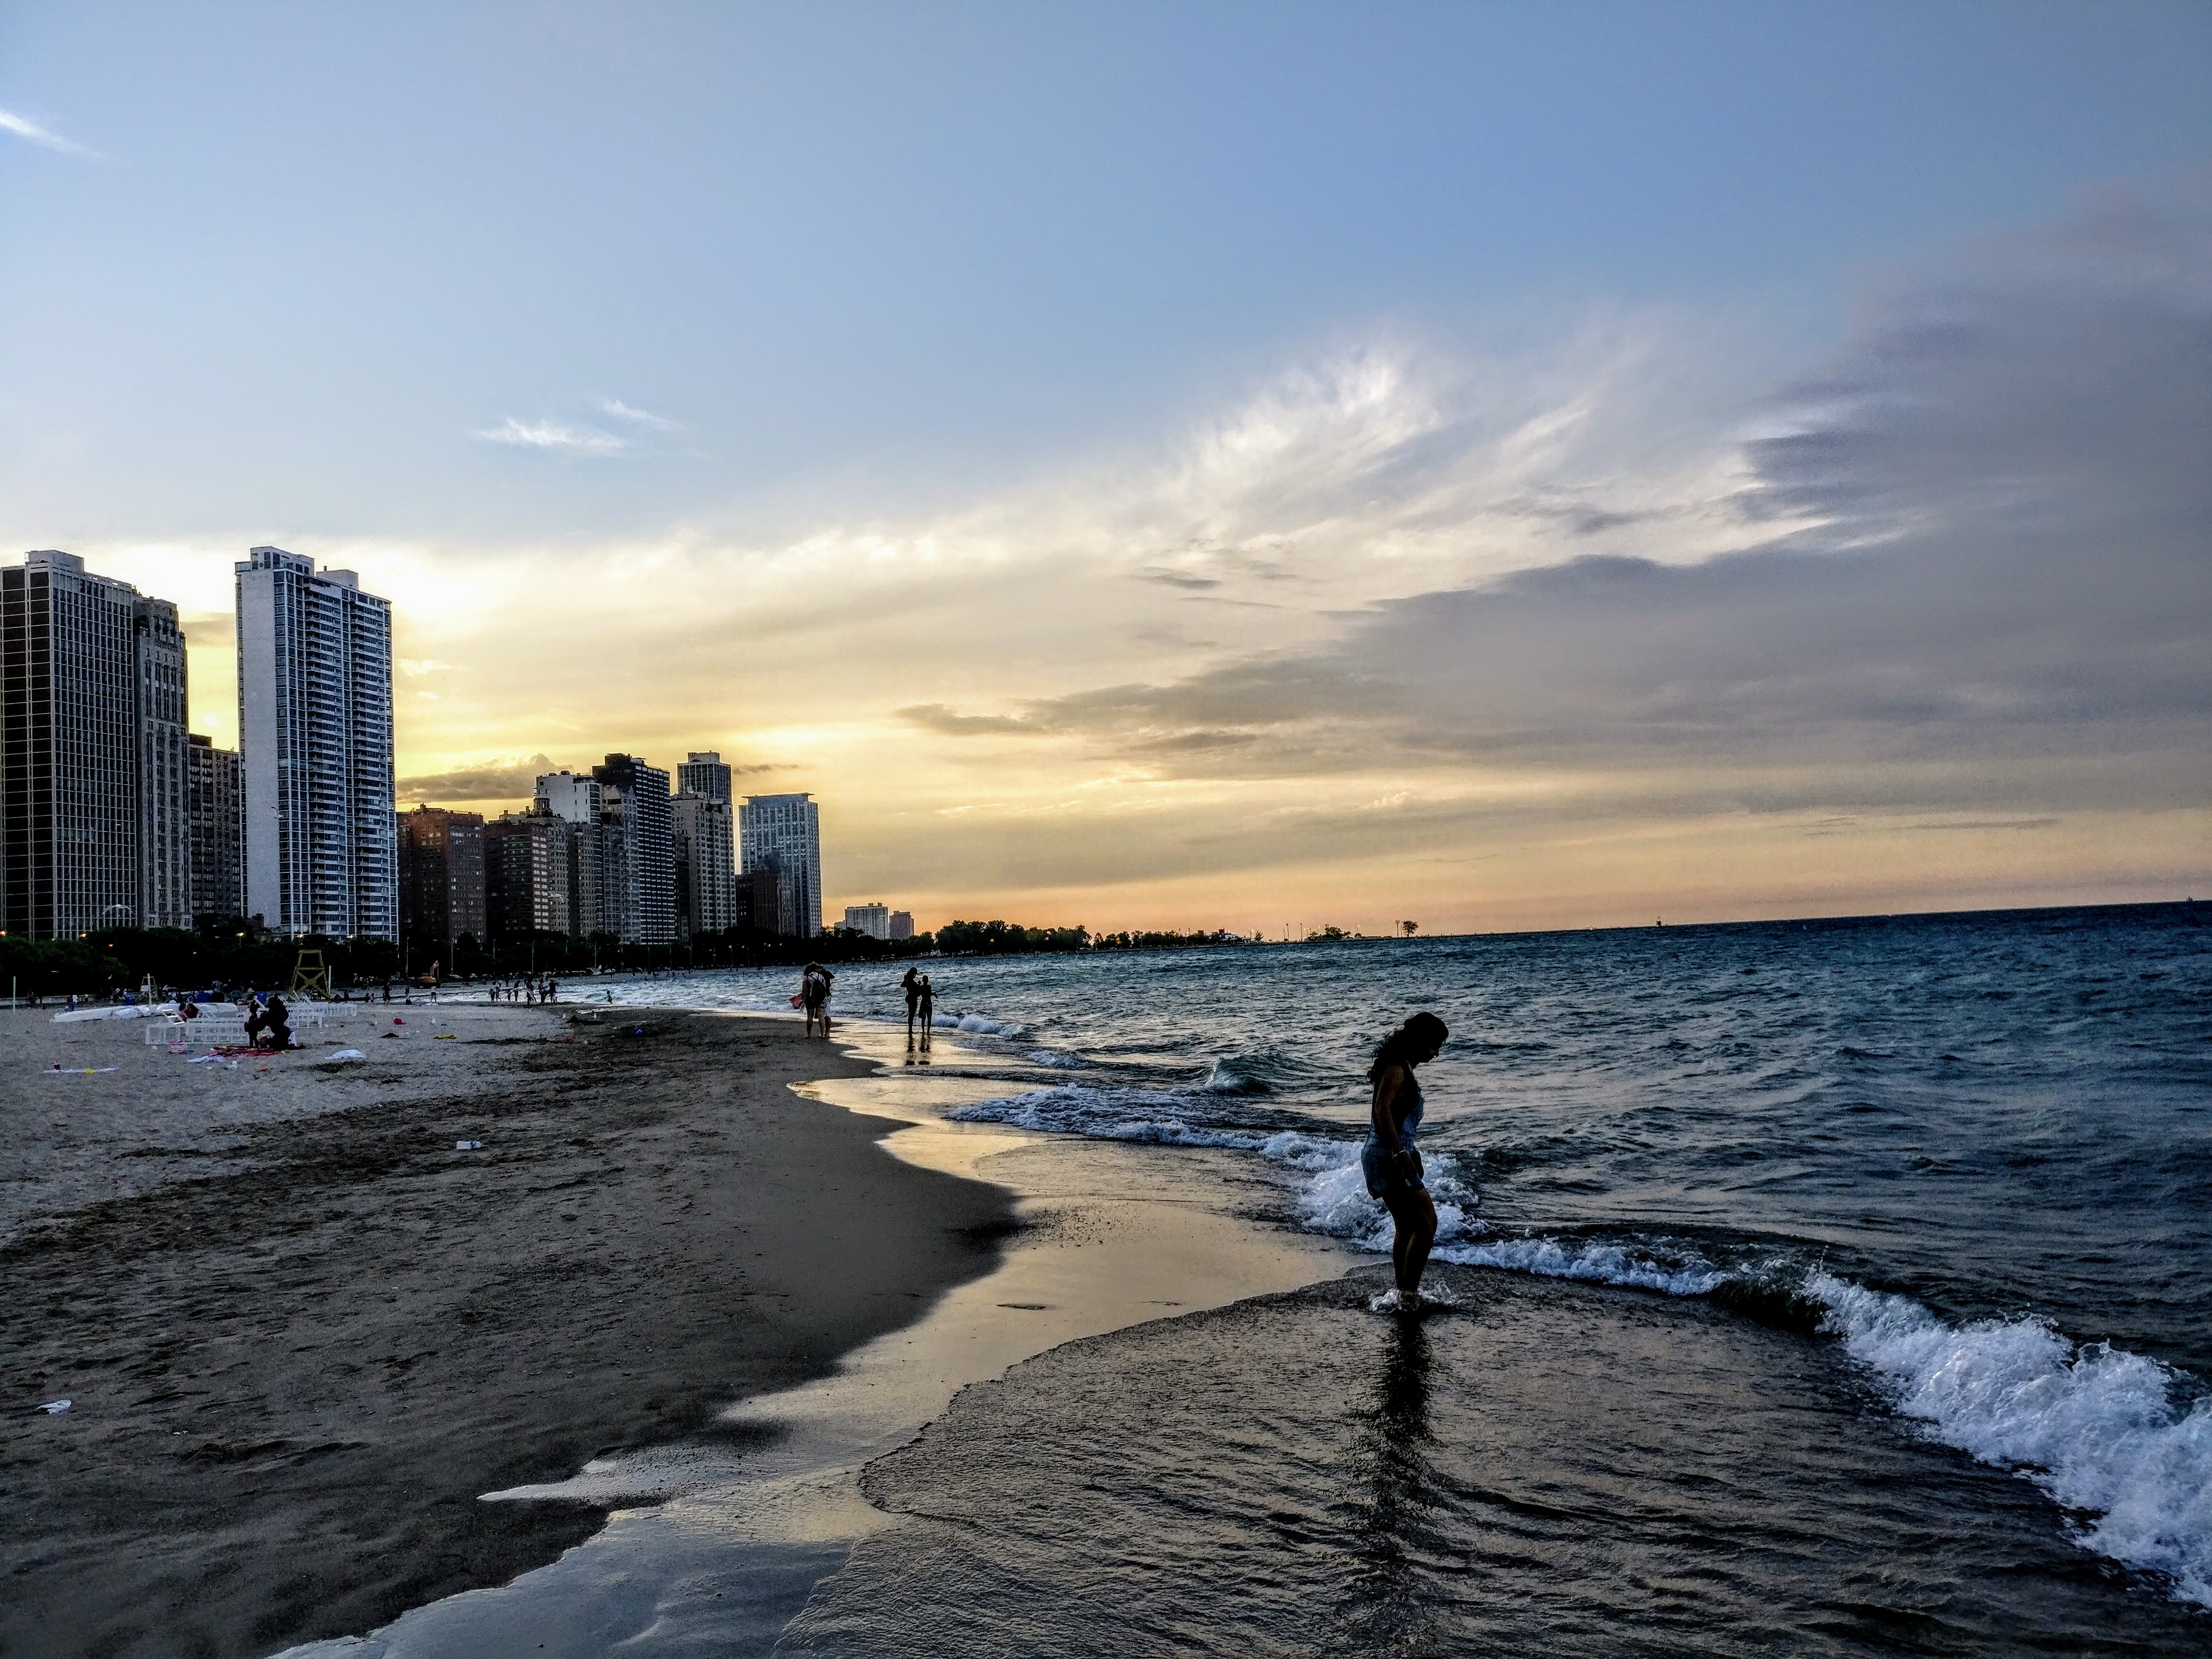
[236,546,397,939]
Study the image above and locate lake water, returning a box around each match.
[435,901,2211,1650]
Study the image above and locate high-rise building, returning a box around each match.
[535,771,622,940]
[733,866,782,936]
[841,902,891,940]
[235,546,396,939]
[593,754,674,944]
[888,910,915,941]
[398,806,486,951]
[740,792,821,938]
[1,550,192,937]
[187,734,244,923]
[484,809,573,938]
[677,750,732,804]
[671,791,735,938]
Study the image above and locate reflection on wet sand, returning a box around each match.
[1345,1313,1442,1655]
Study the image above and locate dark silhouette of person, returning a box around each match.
[801,963,834,1037]
[260,993,293,1051]
[915,974,935,1052]
[902,966,924,1047]
[1361,1012,1449,1308]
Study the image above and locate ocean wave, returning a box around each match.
[1417,1229,2212,1608]
[1198,1045,1337,1097]
[1806,1270,2211,1608]
[938,1012,1020,1035]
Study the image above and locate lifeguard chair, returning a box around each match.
[290,949,333,1002]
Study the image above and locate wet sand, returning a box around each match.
[0,1006,1016,1659]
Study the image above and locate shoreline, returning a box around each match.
[0,1005,1018,1659]
[274,1021,1364,1656]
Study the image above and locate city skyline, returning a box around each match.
[6,6,2207,934]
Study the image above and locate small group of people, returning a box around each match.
[241,992,294,1051]
[789,963,938,1048]
[799,963,835,1036]
[901,966,936,1050]
[487,977,559,1005]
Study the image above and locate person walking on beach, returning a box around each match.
[1362,1012,1448,1309]
[915,973,935,1052]
[801,963,834,1037]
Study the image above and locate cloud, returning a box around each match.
[602,399,680,432]
[990,181,2212,830]
[899,703,1041,736]
[0,108,96,158]
[398,657,458,677]
[397,753,563,802]
[473,418,629,455]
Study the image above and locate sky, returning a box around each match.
[3,1,2208,934]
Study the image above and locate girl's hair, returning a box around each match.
[1368,1011,1449,1082]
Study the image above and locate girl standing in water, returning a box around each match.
[1361,1012,1449,1308]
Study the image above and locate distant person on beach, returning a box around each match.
[1362,1012,1448,1309]
[915,974,935,1051]
[902,967,924,1046]
[801,963,834,1037]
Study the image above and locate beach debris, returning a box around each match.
[42,1065,117,1075]
[326,1048,367,1061]
[379,1030,401,1039]
[454,1139,483,1150]
[433,1033,458,1041]
[37,1399,72,1414]
[186,1054,236,1067]
[392,1017,405,1025]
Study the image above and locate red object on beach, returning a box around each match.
[789,993,805,1008]
[393,1017,404,1025]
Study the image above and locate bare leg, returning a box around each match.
[1385,1188,1439,1299]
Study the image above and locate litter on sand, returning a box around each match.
[42,1066,117,1075]
[433,1033,458,1040]
[454,1139,483,1151]
[186,1054,236,1067]
[38,1399,71,1414]
[326,1049,367,1061]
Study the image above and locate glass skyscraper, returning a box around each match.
[0,550,191,937]
[739,791,822,938]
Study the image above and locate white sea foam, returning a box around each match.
[1806,1270,2212,1607]
[938,1012,1019,1035]
[1433,1235,1728,1296]
[951,1086,1266,1148]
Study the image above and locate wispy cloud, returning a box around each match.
[0,107,97,158]
[473,417,630,455]
[602,398,680,432]
[473,400,680,455]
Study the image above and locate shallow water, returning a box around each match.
[785,1268,2212,1657]
[523,902,2212,1621]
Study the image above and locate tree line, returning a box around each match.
[933,920,1249,955]
[1,913,1260,998]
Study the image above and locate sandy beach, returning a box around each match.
[0,1004,1016,1659]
